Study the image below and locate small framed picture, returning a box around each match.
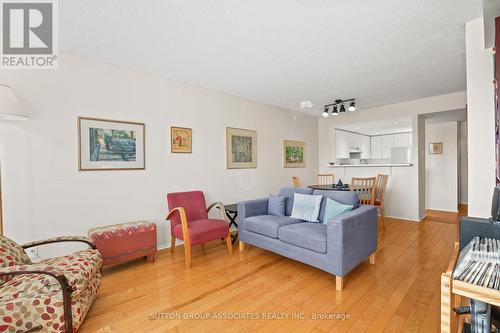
[226,127,257,169]
[78,117,145,171]
[171,127,192,153]
[429,142,443,155]
[283,140,305,168]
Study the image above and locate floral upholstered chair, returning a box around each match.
[0,235,102,332]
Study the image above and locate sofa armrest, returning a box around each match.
[237,198,269,227]
[459,216,500,250]
[326,205,378,276]
[22,236,96,250]
[0,269,74,332]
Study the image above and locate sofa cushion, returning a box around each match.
[312,190,359,223]
[268,195,286,216]
[322,198,353,224]
[290,193,323,222]
[0,236,31,285]
[278,222,327,253]
[244,215,303,238]
[278,187,314,216]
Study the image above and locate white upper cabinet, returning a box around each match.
[370,136,383,159]
[335,130,350,159]
[382,135,394,159]
[336,129,412,160]
[393,132,412,147]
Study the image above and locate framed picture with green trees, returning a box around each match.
[78,117,145,171]
[283,140,305,168]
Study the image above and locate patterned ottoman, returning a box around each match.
[88,221,157,267]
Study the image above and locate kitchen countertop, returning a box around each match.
[328,163,413,167]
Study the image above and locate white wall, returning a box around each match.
[459,121,468,204]
[425,121,458,212]
[0,54,319,252]
[318,92,466,221]
[466,18,496,218]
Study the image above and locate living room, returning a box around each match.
[0,1,498,333]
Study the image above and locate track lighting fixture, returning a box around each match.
[322,106,329,117]
[322,98,356,117]
[348,101,356,112]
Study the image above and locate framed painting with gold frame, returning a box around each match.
[226,127,257,169]
[78,117,145,171]
[283,140,305,168]
[171,126,192,153]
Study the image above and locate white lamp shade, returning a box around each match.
[0,84,28,120]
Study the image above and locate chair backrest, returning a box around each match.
[292,176,301,187]
[350,177,376,205]
[318,173,335,185]
[375,174,389,205]
[167,191,208,232]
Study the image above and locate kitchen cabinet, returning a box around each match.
[382,135,394,159]
[335,130,370,159]
[335,130,350,159]
[394,133,412,147]
[370,136,383,159]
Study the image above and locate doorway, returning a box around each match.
[419,109,468,216]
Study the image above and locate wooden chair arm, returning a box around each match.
[207,202,227,221]
[0,270,73,332]
[166,207,190,248]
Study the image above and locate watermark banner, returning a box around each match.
[149,311,351,321]
[1,0,58,69]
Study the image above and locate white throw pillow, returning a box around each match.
[290,193,323,222]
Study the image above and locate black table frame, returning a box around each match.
[224,204,238,244]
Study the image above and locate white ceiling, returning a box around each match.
[59,1,482,115]
[336,116,413,136]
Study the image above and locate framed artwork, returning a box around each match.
[429,142,443,155]
[171,127,192,153]
[78,117,145,171]
[283,140,305,168]
[226,127,257,169]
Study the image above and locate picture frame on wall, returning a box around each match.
[226,127,257,169]
[171,126,192,153]
[283,140,305,168]
[429,142,443,155]
[78,117,145,171]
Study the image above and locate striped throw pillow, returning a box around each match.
[290,193,323,222]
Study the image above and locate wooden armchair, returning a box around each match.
[0,235,102,333]
[167,191,232,269]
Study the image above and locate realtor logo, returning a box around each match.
[1,0,58,69]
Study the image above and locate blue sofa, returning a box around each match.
[237,187,378,291]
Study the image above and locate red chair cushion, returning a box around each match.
[172,219,229,246]
[167,191,208,233]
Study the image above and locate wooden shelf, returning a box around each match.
[441,242,500,333]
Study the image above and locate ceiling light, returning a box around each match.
[0,84,29,120]
[394,121,399,125]
[322,98,355,118]
[322,106,329,117]
[300,100,313,109]
[348,101,356,112]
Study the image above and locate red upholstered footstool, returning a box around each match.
[88,221,157,267]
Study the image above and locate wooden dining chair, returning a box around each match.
[318,173,335,186]
[292,176,301,187]
[374,174,389,229]
[350,177,376,205]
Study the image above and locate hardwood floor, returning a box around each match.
[79,210,464,333]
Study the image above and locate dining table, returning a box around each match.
[307,184,351,191]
